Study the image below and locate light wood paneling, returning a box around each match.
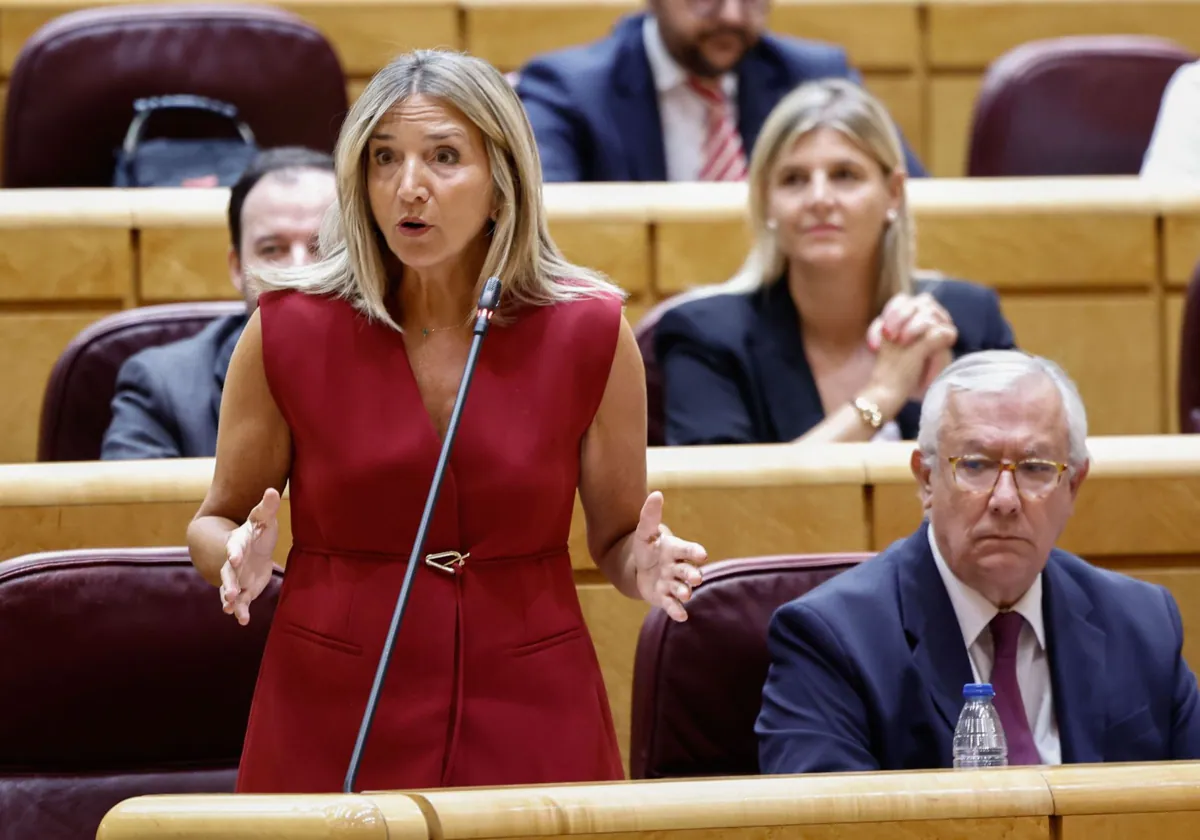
[1167,291,1184,434]
[347,78,370,106]
[285,1,462,77]
[462,0,635,72]
[925,0,1200,71]
[929,74,981,178]
[916,212,1157,289]
[0,311,118,463]
[0,5,87,73]
[1163,209,1200,287]
[1060,813,1200,840]
[0,190,132,301]
[0,228,130,301]
[138,228,234,301]
[863,73,923,162]
[406,770,1053,836]
[97,791,423,840]
[654,218,748,295]
[770,0,920,71]
[1000,294,1160,434]
[549,219,650,297]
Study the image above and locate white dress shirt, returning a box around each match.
[642,16,739,182]
[928,524,1062,764]
[1142,61,1200,181]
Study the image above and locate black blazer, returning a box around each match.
[757,521,1200,773]
[653,278,1015,445]
[515,13,926,182]
[100,313,248,460]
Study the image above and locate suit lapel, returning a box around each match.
[212,315,244,429]
[1043,554,1106,763]
[735,48,788,155]
[746,281,825,441]
[612,15,667,181]
[899,522,975,732]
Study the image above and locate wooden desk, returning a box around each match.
[94,764,1200,840]
[0,177,1192,462]
[5,437,1200,772]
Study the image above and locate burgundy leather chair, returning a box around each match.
[4,4,347,187]
[38,301,245,462]
[968,35,1196,176]
[629,553,870,779]
[0,548,282,840]
[1179,256,1200,433]
[633,288,719,447]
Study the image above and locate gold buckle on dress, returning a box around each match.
[424,550,469,574]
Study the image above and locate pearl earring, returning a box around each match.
[766,218,778,231]
[886,208,898,224]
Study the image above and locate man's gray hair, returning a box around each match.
[917,350,1089,467]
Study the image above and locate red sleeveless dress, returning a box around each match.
[238,288,626,793]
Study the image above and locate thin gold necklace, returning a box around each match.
[419,323,462,338]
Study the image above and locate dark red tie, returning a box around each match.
[989,611,1041,765]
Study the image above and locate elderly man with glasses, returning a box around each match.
[513,0,925,183]
[756,350,1200,774]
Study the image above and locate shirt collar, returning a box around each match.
[928,522,1047,651]
[642,15,737,99]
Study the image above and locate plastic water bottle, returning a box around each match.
[952,683,1008,768]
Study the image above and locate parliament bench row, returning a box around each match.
[5,435,1200,773]
[94,762,1200,840]
[2,177,1200,463]
[0,0,1199,175]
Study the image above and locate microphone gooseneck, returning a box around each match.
[342,275,503,794]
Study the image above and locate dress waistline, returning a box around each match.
[289,542,570,572]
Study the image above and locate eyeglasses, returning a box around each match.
[947,455,1070,499]
[686,0,768,18]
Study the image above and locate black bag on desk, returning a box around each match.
[113,95,258,187]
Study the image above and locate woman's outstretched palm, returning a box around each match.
[220,487,280,625]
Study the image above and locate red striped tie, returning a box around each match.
[687,77,748,182]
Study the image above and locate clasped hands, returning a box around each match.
[864,291,958,406]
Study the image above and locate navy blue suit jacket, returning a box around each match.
[653,277,1015,445]
[756,521,1200,773]
[100,313,247,460]
[516,14,927,182]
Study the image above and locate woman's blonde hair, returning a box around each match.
[256,49,621,328]
[725,78,916,314]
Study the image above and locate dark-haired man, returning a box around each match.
[101,147,336,460]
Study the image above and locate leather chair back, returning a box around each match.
[38,301,245,462]
[0,548,281,840]
[968,35,1196,176]
[4,3,347,187]
[634,288,720,447]
[630,553,870,779]
[1179,256,1200,433]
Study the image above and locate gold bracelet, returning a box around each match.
[852,396,883,430]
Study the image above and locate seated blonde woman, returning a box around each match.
[655,79,1015,446]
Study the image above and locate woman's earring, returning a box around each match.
[766,218,778,232]
[885,208,898,224]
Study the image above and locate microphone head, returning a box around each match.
[478,276,502,311]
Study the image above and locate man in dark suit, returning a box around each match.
[515,2,926,182]
[100,147,336,460]
[757,350,1200,771]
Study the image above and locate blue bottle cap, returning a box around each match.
[963,683,995,698]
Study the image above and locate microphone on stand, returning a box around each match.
[342,275,503,794]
